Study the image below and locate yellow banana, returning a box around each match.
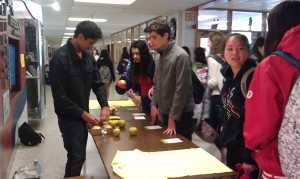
[109,116,121,120]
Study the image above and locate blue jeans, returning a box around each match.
[58,118,88,177]
[162,111,194,141]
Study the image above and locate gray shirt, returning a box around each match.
[151,40,194,121]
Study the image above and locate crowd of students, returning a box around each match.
[49,1,300,178]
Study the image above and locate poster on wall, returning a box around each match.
[2,90,10,124]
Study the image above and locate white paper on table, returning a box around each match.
[111,148,233,179]
[132,113,146,116]
[161,138,182,143]
[127,107,138,111]
[134,116,145,120]
[144,125,162,130]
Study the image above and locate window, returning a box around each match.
[232,11,262,31]
[198,10,227,30]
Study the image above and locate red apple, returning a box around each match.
[117,80,126,89]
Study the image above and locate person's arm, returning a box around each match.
[124,68,132,91]
[92,69,109,122]
[168,54,191,121]
[207,57,221,90]
[165,52,192,136]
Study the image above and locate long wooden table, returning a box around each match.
[91,107,236,179]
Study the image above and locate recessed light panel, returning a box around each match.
[68,18,107,22]
[74,0,136,5]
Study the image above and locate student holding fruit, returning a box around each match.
[126,40,155,114]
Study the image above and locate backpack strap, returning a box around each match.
[241,67,255,98]
[273,51,300,68]
[209,54,226,66]
[38,133,45,141]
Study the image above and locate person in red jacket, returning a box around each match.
[244,1,300,178]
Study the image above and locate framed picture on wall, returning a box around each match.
[185,13,195,21]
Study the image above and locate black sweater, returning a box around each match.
[219,58,257,164]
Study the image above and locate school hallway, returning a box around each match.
[7,80,220,179]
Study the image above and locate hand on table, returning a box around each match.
[163,118,176,135]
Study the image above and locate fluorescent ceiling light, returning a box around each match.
[52,1,60,11]
[74,0,136,5]
[64,33,74,35]
[69,18,107,22]
[13,1,27,11]
[66,27,76,30]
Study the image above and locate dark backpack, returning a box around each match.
[99,65,111,83]
[191,70,205,104]
[18,122,45,146]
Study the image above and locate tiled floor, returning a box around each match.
[8,78,220,179]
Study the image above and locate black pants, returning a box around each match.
[206,95,225,149]
[162,111,194,141]
[206,95,223,132]
[58,118,88,177]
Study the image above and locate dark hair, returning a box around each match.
[121,50,130,60]
[129,40,152,83]
[208,31,225,54]
[144,19,171,40]
[97,49,112,68]
[223,33,250,55]
[194,47,206,65]
[182,46,191,56]
[250,37,265,60]
[265,1,300,56]
[100,49,111,62]
[93,49,99,55]
[122,47,128,52]
[74,20,103,40]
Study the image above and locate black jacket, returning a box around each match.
[50,39,108,120]
[219,58,257,165]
